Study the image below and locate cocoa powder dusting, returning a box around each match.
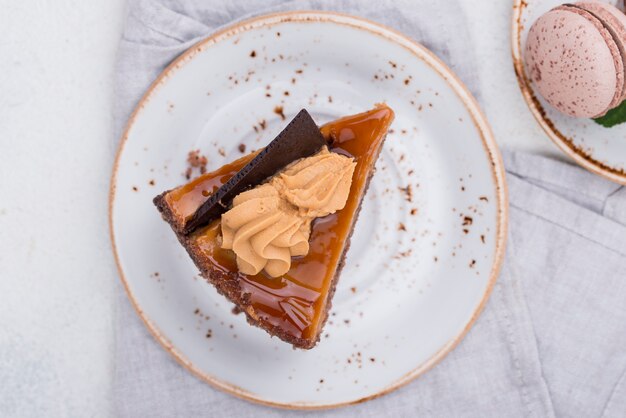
[273,105,286,120]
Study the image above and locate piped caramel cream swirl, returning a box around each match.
[221,147,356,277]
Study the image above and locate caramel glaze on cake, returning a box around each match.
[154,105,394,349]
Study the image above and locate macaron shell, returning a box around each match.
[578,1,626,103]
[525,8,621,117]
[559,5,625,116]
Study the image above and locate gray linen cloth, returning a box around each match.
[113,1,626,416]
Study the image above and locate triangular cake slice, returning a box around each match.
[154,105,394,349]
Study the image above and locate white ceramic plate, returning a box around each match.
[110,12,507,409]
[513,0,626,185]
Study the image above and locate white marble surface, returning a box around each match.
[0,1,560,417]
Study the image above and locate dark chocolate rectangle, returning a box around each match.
[183,109,326,234]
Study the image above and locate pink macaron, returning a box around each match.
[525,1,626,118]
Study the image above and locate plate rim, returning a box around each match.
[109,10,508,410]
[511,0,626,186]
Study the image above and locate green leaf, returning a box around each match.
[593,100,626,128]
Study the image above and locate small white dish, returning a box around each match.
[110,12,507,409]
[513,0,626,185]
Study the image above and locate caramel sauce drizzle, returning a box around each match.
[166,106,394,340]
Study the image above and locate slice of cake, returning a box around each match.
[154,105,394,349]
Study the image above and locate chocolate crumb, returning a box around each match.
[462,216,473,226]
[273,105,286,120]
[295,69,303,74]
[132,186,138,192]
[398,222,407,231]
[398,249,412,258]
[480,234,486,244]
[470,259,476,268]
[479,196,489,202]
[276,32,281,37]
[350,286,357,293]
[344,319,350,325]
[370,358,376,362]
[434,256,439,262]
[328,95,333,103]
[291,77,296,84]
[185,150,208,179]
[319,379,324,384]
[194,308,200,315]
[410,208,418,216]
[398,185,413,202]
[404,78,410,85]
[249,50,256,58]
[206,329,212,338]
[187,149,208,170]
[463,229,469,234]
[388,60,397,68]
[218,147,226,157]
[238,143,246,153]
[283,91,290,96]
[148,179,155,186]
[259,119,267,130]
